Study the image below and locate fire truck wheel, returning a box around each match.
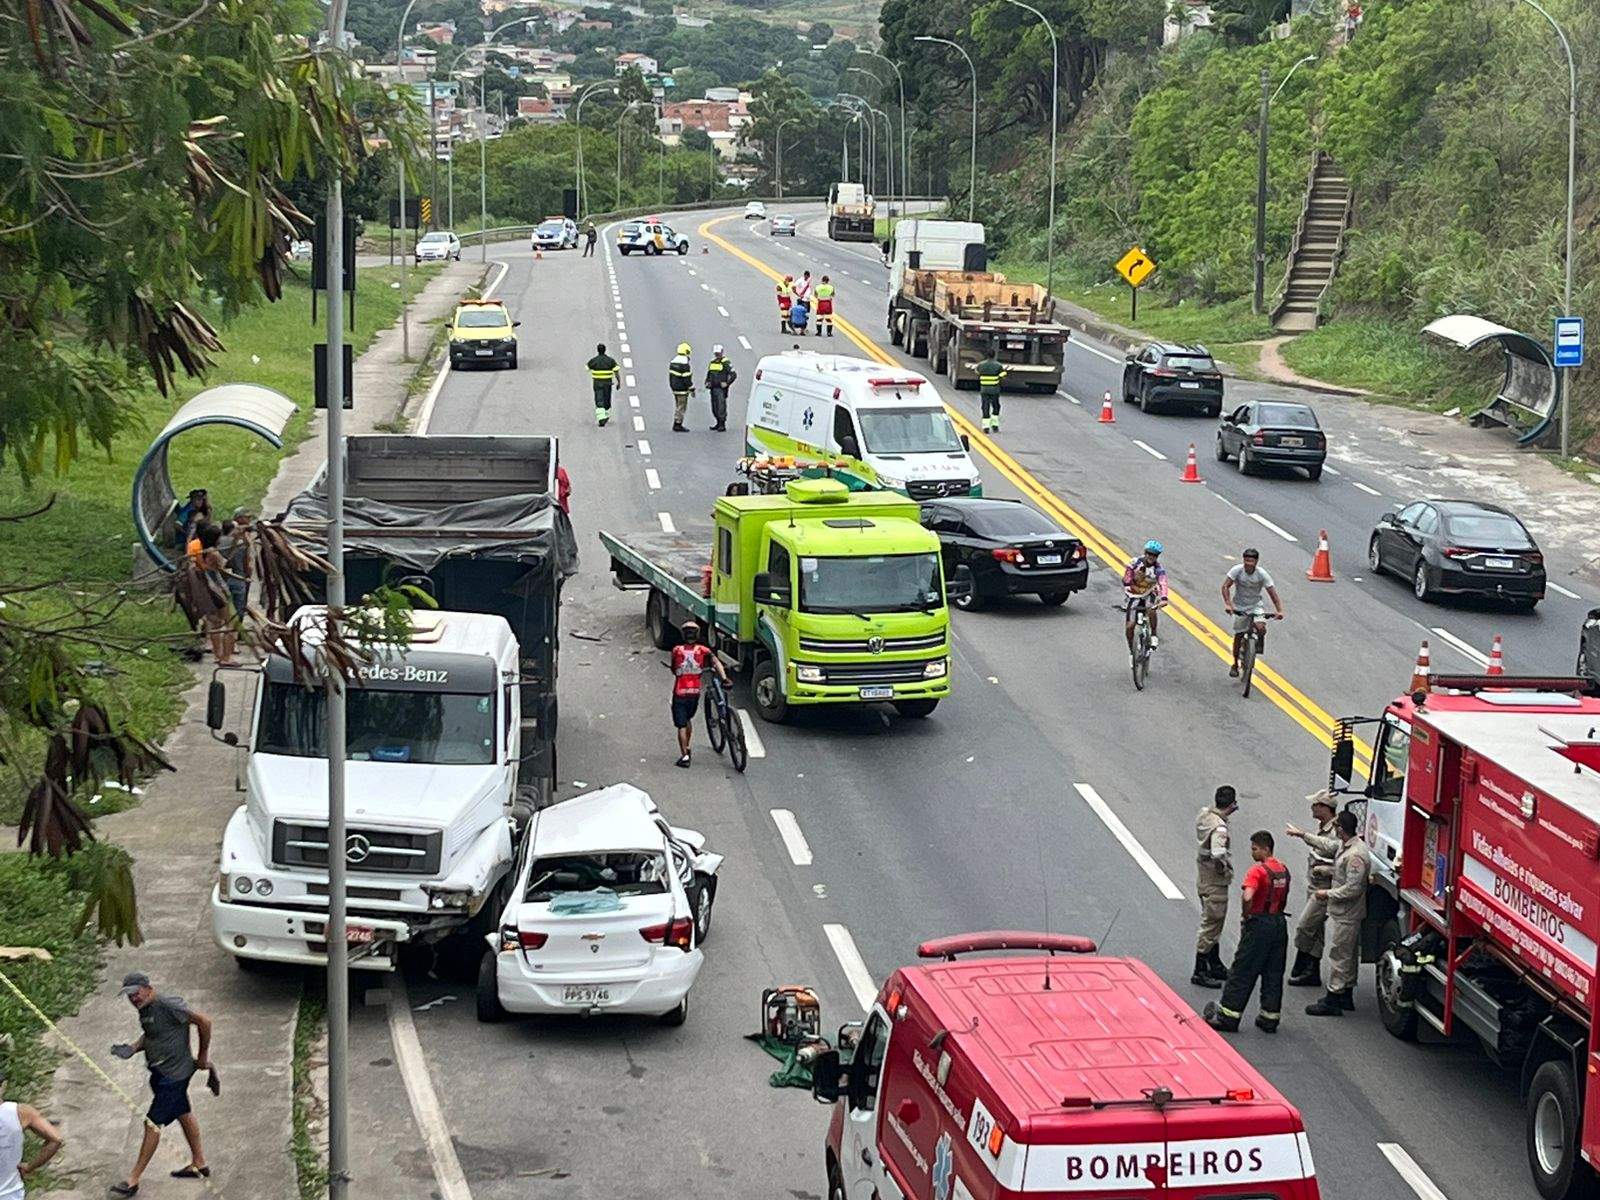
[1527,1060,1599,1200]
[827,1159,847,1200]
[1374,919,1418,1041]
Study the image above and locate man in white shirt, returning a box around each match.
[0,1062,65,1200]
[1221,548,1285,677]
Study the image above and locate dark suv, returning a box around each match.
[1122,342,1225,416]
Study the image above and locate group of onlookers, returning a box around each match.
[172,488,254,666]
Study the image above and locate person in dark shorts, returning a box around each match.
[109,972,214,1194]
[669,618,729,768]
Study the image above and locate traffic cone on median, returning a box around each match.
[535,248,543,261]
[1180,443,1203,483]
[1487,634,1505,676]
[701,244,709,254]
[1306,530,1335,582]
[1409,640,1432,695]
[1098,391,1116,424]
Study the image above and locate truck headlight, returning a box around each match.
[923,659,948,679]
[876,475,905,490]
[795,663,824,683]
[233,875,254,895]
[254,879,273,897]
[425,887,474,911]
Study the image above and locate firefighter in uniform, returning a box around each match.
[1285,791,1339,987]
[704,345,736,432]
[587,342,620,427]
[1193,786,1238,989]
[776,277,793,331]
[977,354,1007,433]
[814,276,836,336]
[1306,809,1372,1016]
[668,342,695,432]
[1205,831,1292,1033]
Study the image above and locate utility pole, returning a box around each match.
[998,0,1057,298]
[913,36,976,223]
[1252,67,1270,315]
[428,79,438,229]
[394,0,420,359]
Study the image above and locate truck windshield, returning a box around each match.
[857,407,963,455]
[798,553,942,614]
[257,682,496,765]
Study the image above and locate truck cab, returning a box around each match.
[887,219,986,300]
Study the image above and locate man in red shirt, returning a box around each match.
[670,618,730,768]
[1205,830,1291,1034]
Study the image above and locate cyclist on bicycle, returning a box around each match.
[1123,540,1170,652]
[1222,548,1285,677]
[670,618,731,769]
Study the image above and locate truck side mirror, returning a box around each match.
[838,434,860,459]
[1330,738,1356,789]
[945,575,973,606]
[906,250,920,269]
[752,571,792,608]
[206,679,226,731]
[811,1049,846,1104]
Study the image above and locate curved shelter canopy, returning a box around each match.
[133,384,298,572]
[1421,314,1558,446]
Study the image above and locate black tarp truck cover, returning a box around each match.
[280,435,577,791]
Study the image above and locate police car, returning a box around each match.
[617,218,690,256]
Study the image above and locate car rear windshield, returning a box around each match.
[1444,513,1533,545]
[1256,404,1318,428]
[457,308,510,328]
[524,852,668,900]
[536,222,563,233]
[1162,354,1216,372]
[965,505,1064,540]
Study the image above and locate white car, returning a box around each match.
[532,217,579,250]
[744,200,768,220]
[769,215,797,237]
[477,784,721,1026]
[288,239,313,262]
[616,219,689,256]
[415,230,462,263]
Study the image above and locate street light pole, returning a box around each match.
[999,0,1058,298]
[393,0,420,359]
[574,81,617,222]
[913,35,977,223]
[617,99,644,210]
[774,117,796,199]
[842,75,895,220]
[857,50,908,213]
[473,17,535,262]
[1253,53,1316,315]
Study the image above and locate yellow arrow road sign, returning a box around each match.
[1115,246,1156,288]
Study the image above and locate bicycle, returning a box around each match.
[702,673,748,772]
[1118,592,1162,692]
[1228,608,1284,699]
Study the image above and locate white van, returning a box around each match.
[743,352,981,500]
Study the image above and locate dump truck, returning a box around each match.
[827,181,876,242]
[600,477,961,723]
[886,219,1070,393]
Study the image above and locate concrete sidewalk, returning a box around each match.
[43,260,482,1200]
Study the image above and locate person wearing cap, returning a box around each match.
[587,342,621,427]
[1222,547,1284,678]
[776,276,793,331]
[172,489,210,544]
[109,972,214,1194]
[669,618,729,768]
[703,346,737,432]
[1305,809,1372,1017]
[0,1062,65,1199]
[1285,791,1340,987]
[668,342,695,433]
[1192,786,1238,989]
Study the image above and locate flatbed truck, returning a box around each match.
[827,182,876,242]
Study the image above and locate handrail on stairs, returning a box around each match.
[1269,150,1354,328]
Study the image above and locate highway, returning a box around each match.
[355,203,1597,1200]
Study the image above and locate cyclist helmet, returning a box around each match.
[680,618,701,634]
[1143,540,1164,555]
[677,342,692,355]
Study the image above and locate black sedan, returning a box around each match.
[1122,342,1225,416]
[920,497,1088,609]
[1580,609,1600,684]
[1368,499,1546,609]
[1215,400,1327,479]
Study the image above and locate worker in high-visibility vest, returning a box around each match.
[668,341,695,432]
[587,341,621,427]
[813,276,836,337]
[703,345,737,432]
[976,354,1007,433]
[776,276,793,332]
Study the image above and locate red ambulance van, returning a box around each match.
[812,932,1320,1199]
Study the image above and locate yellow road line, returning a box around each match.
[697,214,1373,767]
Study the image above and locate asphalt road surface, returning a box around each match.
[349,202,1597,1200]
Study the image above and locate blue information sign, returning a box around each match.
[1554,316,1584,368]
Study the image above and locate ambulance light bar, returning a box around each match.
[868,377,924,389]
[917,931,1098,961]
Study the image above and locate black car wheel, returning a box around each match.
[1368,535,1384,575]
[692,878,716,943]
[1214,434,1231,463]
[1305,464,1323,480]
[1038,591,1070,607]
[1122,373,1137,404]
[951,565,982,611]
[475,951,506,1023]
[1208,403,1223,419]
[677,243,689,255]
[1580,639,1593,679]
[1413,559,1434,603]
[1237,446,1253,475]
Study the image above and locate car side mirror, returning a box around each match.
[839,435,861,459]
[811,1049,846,1104]
[513,321,522,327]
[960,434,971,451]
[752,571,792,608]
[945,576,973,606]
[1379,511,1397,527]
[1330,738,1356,789]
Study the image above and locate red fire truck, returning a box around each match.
[811,932,1320,1199]
[1328,674,1600,1200]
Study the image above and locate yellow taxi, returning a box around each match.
[447,298,519,370]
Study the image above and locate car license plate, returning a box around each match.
[563,985,610,1005]
[1180,381,1200,389]
[1487,556,1515,569]
[859,685,895,700]
[1281,437,1304,447]
[346,925,374,946]
[1036,554,1063,565]
[475,349,493,356]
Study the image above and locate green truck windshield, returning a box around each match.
[798,553,941,614]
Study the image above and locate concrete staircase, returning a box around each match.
[1271,151,1352,333]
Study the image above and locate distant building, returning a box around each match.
[577,18,613,30]
[665,99,730,133]
[703,86,740,103]
[1162,0,1213,43]
[614,51,658,75]
[416,20,456,45]
[516,96,562,123]
[708,129,739,161]
[674,13,710,28]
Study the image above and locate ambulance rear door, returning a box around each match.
[841,1006,905,1200]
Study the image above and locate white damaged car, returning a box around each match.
[476,783,721,1026]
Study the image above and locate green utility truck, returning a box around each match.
[600,478,960,722]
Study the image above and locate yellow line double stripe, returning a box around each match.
[697,214,1372,768]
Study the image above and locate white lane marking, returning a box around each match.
[1072,784,1185,901]
[737,709,766,759]
[616,322,626,333]
[620,342,631,353]
[1351,480,1382,496]
[1378,1144,1449,1200]
[633,415,645,432]
[416,258,509,433]
[699,282,710,291]
[637,438,652,456]
[645,468,661,489]
[1072,339,1120,364]
[1065,393,1082,405]
[1321,463,1342,476]
[386,985,474,1200]
[823,923,878,1011]
[1549,581,1581,600]
[625,374,637,387]
[688,268,697,276]
[717,305,730,317]
[657,511,676,533]
[623,356,633,368]
[770,809,811,865]
[738,335,753,350]
[629,395,640,408]
[1431,626,1490,668]
[1248,512,1298,543]
[1132,439,1167,461]
[1215,493,1245,515]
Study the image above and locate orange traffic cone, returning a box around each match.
[1409,640,1432,694]
[1487,634,1505,676]
[1180,443,1203,483]
[1098,391,1116,424]
[535,248,543,260]
[1306,530,1335,582]
[701,244,709,255]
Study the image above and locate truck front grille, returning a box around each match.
[272,821,442,876]
[905,480,969,500]
[817,659,937,685]
[798,632,946,654]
